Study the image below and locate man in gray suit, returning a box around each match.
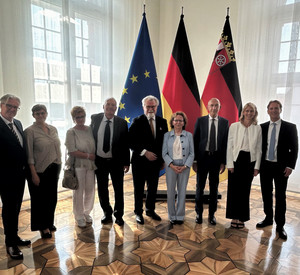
[91,98,130,226]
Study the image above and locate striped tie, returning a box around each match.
[8,123,21,145]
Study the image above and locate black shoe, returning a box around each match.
[136,214,144,224]
[6,246,23,260]
[176,220,184,225]
[115,217,124,226]
[40,231,52,239]
[16,238,31,246]
[209,216,217,225]
[49,225,57,232]
[170,220,176,225]
[276,227,287,240]
[195,215,202,224]
[146,211,161,221]
[256,219,273,228]
[101,215,113,224]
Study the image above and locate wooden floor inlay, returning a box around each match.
[1,174,300,274]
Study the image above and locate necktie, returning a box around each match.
[8,123,21,145]
[103,120,111,153]
[268,123,276,160]
[209,118,216,152]
[149,118,155,137]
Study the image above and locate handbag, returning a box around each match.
[62,166,78,190]
[62,140,78,190]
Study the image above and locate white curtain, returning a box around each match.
[236,0,300,192]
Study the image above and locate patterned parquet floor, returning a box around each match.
[1,174,300,274]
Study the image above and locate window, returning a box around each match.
[30,0,110,138]
[278,22,300,73]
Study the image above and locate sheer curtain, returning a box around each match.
[0,0,113,200]
[236,0,300,192]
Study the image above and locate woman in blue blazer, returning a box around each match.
[162,112,194,224]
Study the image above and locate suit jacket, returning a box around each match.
[91,113,130,166]
[0,116,27,174]
[261,120,298,169]
[193,115,229,164]
[129,114,168,165]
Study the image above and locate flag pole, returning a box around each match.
[227,7,230,18]
[181,6,184,15]
[143,3,145,14]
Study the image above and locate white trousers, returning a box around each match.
[73,168,95,220]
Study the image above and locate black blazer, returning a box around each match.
[261,120,298,169]
[0,117,27,173]
[91,113,130,166]
[129,114,168,165]
[193,115,229,164]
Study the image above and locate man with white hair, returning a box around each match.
[129,95,168,224]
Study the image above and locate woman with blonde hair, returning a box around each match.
[65,106,96,228]
[226,103,262,229]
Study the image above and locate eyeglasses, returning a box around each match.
[34,111,46,116]
[75,115,86,120]
[4,103,20,110]
[174,120,184,123]
[145,105,157,109]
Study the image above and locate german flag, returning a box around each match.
[161,14,201,133]
[201,14,242,125]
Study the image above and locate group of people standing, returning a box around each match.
[0,93,298,261]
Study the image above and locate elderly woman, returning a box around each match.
[25,104,61,238]
[162,112,194,224]
[226,102,262,229]
[65,106,96,228]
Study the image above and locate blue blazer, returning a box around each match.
[193,115,229,164]
[162,130,194,168]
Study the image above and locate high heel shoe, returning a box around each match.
[40,230,52,239]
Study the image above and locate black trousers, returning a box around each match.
[195,152,220,217]
[0,168,26,246]
[95,156,124,218]
[132,159,160,215]
[260,161,288,228]
[29,163,61,231]
[226,151,255,222]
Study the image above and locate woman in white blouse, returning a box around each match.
[162,112,194,225]
[226,103,262,229]
[25,104,62,238]
[65,106,96,228]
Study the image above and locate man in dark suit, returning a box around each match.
[0,94,31,260]
[129,95,168,224]
[256,100,298,240]
[91,97,130,226]
[193,98,229,225]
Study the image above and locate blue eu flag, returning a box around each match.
[117,12,162,127]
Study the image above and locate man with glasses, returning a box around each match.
[193,98,229,225]
[0,94,31,260]
[129,95,168,224]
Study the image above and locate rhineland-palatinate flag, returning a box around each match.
[117,12,162,127]
[161,14,201,133]
[201,14,242,125]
